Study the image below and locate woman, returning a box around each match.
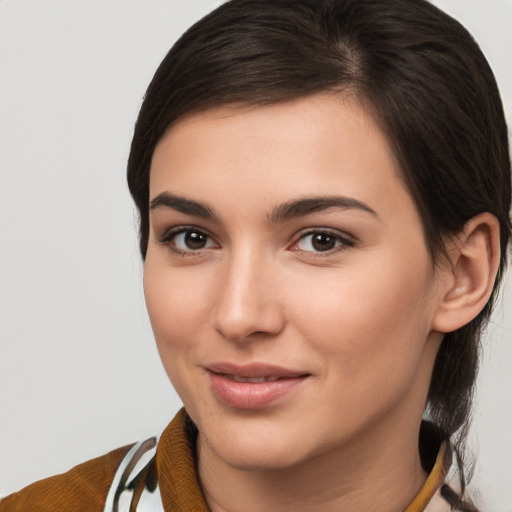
[1,0,510,510]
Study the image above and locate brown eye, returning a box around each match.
[311,233,336,251]
[161,228,218,253]
[292,230,354,254]
[184,230,209,249]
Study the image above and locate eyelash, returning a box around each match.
[157,227,355,257]
[289,229,355,257]
[158,226,218,256]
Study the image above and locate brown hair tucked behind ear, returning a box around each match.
[127,0,511,506]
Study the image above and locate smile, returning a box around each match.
[205,363,310,409]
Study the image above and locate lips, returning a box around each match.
[205,362,310,409]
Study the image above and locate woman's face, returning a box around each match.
[144,94,445,470]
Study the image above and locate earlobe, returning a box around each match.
[432,213,501,334]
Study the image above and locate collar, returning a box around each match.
[404,438,452,511]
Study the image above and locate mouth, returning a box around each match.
[205,362,310,409]
[219,375,284,383]
[206,361,309,379]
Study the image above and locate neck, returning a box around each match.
[198,417,428,512]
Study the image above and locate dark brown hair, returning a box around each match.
[127,0,511,507]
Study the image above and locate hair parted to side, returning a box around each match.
[127,0,511,508]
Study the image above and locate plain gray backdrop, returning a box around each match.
[1,1,511,509]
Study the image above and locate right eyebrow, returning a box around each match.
[149,192,217,219]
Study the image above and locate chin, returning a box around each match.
[203,432,311,471]
[195,411,325,472]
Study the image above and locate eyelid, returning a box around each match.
[158,225,220,255]
[288,228,356,255]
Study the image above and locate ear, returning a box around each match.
[432,212,501,334]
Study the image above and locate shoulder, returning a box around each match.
[0,444,132,512]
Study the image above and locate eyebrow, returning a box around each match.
[150,192,217,219]
[149,192,377,222]
[268,196,378,223]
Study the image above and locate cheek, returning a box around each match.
[144,258,208,359]
[291,255,436,377]
[143,259,214,409]
[293,266,437,429]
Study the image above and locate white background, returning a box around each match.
[1,0,511,509]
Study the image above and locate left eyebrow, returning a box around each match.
[268,196,378,223]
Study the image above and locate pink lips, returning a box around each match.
[206,362,309,409]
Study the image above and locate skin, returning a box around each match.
[144,94,450,511]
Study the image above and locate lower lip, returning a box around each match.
[208,372,307,409]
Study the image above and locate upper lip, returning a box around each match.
[205,362,310,379]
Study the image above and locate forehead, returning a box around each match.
[150,94,411,210]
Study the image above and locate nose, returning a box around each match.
[211,249,286,343]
